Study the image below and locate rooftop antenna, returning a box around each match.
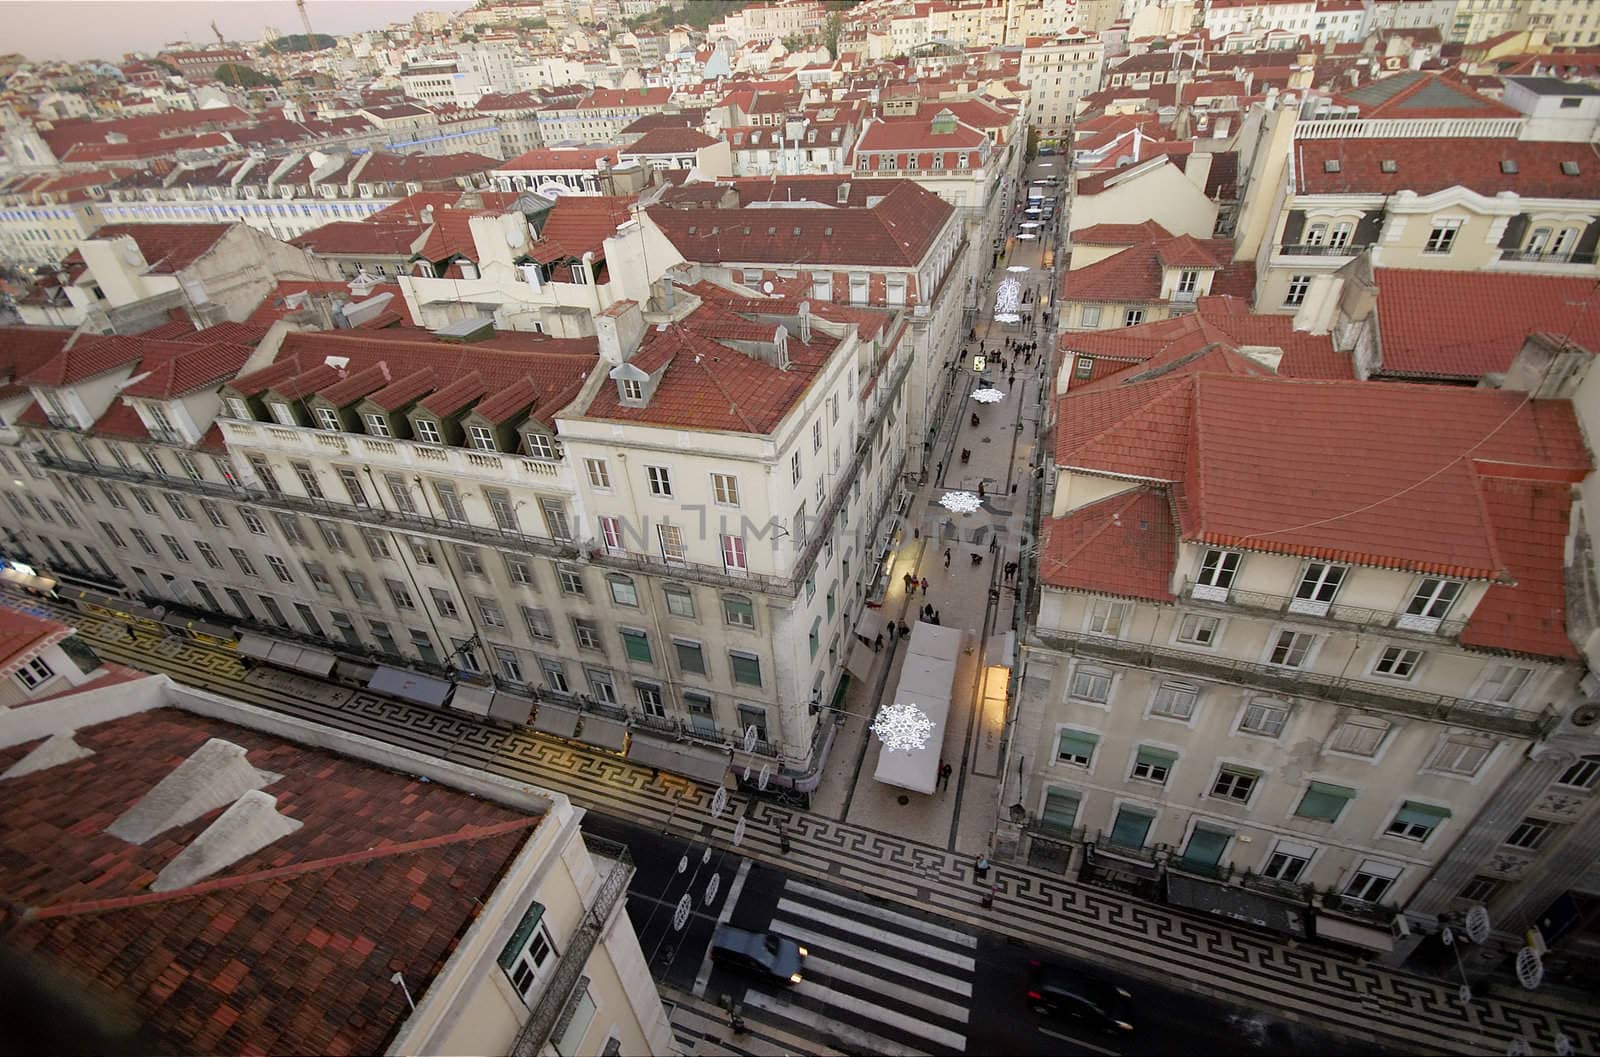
[390,971,416,1011]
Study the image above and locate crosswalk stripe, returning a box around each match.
[774,899,977,972]
[803,956,970,1024]
[784,880,979,948]
[792,979,967,1051]
[769,917,974,998]
[741,990,926,1057]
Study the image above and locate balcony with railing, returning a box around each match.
[1318,890,1400,926]
[1030,627,1552,737]
[624,707,780,758]
[1276,242,1360,258]
[1181,578,1468,639]
[1498,248,1598,266]
[511,837,634,1057]
[221,419,576,492]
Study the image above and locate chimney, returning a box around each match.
[595,299,646,365]
[798,299,812,343]
[420,204,435,224]
[836,180,850,204]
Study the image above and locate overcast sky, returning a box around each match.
[1,1,475,63]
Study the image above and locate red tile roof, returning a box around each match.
[1295,138,1600,198]
[22,334,152,387]
[0,326,73,399]
[649,179,953,268]
[1039,488,1177,601]
[528,195,636,263]
[0,607,71,674]
[83,223,232,274]
[2,707,536,1056]
[290,220,423,256]
[1060,236,1236,303]
[1070,221,1173,246]
[1055,374,1589,588]
[495,146,621,172]
[1461,477,1578,659]
[622,127,718,154]
[1373,270,1600,380]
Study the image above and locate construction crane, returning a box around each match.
[210,19,225,48]
[297,0,315,41]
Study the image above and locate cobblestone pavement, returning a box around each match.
[14,592,1599,1057]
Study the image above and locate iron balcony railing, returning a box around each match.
[1319,890,1400,925]
[1277,242,1360,257]
[1031,628,1552,737]
[624,707,780,758]
[1499,248,1598,265]
[1180,579,1469,639]
[512,838,634,1057]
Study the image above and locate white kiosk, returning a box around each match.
[872,621,963,795]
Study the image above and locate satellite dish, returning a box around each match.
[121,243,143,266]
[761,280,774,293]
[505,226,524,247]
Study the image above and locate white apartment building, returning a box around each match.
[997,364,1591,957]
[1020,33,1107,143]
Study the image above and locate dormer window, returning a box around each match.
[621,379,644,401]
[364,413,392,437]
[270,401,297,426]
[415,419,442,444]
[468,425,497,452]
[525,432,556,460]
[313,407,340,431]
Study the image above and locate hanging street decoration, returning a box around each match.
[871,701,935,753]
[939,491,983,514]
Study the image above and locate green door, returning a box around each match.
[1183,825,1232,867]
[1109,807,1155,849]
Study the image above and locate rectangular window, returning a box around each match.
[383,473,416,514]
[1400,578,1462,630]
[265,555,294,583]
[572,618,602,651]
[317,521,349,553]
[1176,612,1220,646]
[430,588,460,619]
[522,606,555,641]
[1424,219,1461,254]
[1291,562,1345,614]
[337,468,368,506]
[1087,599,1128,638]
[658,524,687,564]
[1374,646,1422,679]
[1387,801,1450,842]
[1211,766,1259,802]
[275,513,307,547]
[1124,308,1144,326]
[663,584,695,618]
[362,529,393,562]
[730,650,762,686]
[1109,805,1155,849]
[1080,305,1102,328]
[1263,840,1315,882]
[195,541,222,569]
[1460,876,1503,904]
[1295,781,1357,823]
[1131,745,1177,784]
[724,595,755,629]
[621,627,653,664]
[164,493,193,521]
[1069,665,1111,703]
[1269,630,1315,668]
[1558,756,1600,790]
[711,472,739,506]
[456,546,486,576]
[1040,787,1080,835]
[385,579,416,609]
[721,534,747,572]
[1284,274,1311,307]
[1477,663,1532,704]
[1328,717,1388,756]
[1056,728,1099,767]
[556,564,585,596]
[14,655,55,689]
[484,488,517,532]
[292,461,323,499]
[314,407,340,431]
[230,547,257,577]
[414,419,442,444]
[1240,699,1289,737]
[343,572,374,603]
[674,638,707,675]
[1151,681,1198,720]
[1194,549,1239,598]
[364,413,391,437]
[584,458,611,489]
[468,425,497,452]
[477,597,505,627]
[736,704,768,744]
[1344,860,1401,903]
[1427,734,1495,777]
[1505,817,1554,850]
[434,481,467,522]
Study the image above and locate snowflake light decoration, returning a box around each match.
[871,701,934,753]
[994,276,1022,317]
[939,491,983,513]
[971,387,1005,403]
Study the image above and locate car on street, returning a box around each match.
[711,924,807,984]
[1027,960,1134,1034]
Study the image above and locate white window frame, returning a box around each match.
[645,464,672,497]
[1398,577,1462,632]
[1174,611,1221,647]
[1086,599,1129,638]
[1193,549,1239,601]
[1372,645,1423,680]
[1150,681,1199,721]
[1238,698,1290,739]
[1267,628,1316,669]
[1326,716,1389,758]
[1290,562,1346,616]
[1068,663,1112,704]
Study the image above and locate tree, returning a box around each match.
[214,63,276,88]
[823,11,844,60]
[272,33,336,53]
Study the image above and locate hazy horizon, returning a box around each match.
[0,0,477,63]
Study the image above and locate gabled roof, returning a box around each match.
[1070,221,1173,246]
[1061,236,1245,303]
[0,327,73,400]
[1335,70,1518,118]
[82,223,231,274]
[527,195,636,264]
[120,343,255,399]
[1372,270,1600,380]
[1038,487,1177,602]
[1461,477,1578,660]
[622,127,718,154]
[495,146,621,172]
[1055,374,1589,589]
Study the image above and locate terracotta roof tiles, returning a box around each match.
[1038,488,1177,602]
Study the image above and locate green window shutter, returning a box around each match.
[1395,801,1451,826]
[1042,788,1080,832]
[731,652,762,686]
[497,900,546,970]
[1136,746,1179,767]
[622,629,652,663]
[1297,781,1357,822]
[1058,730,1100,759]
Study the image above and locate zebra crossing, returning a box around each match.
[739,877,977,1056]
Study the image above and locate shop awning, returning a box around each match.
[626,733,730,786]
[236,633,336,677]
[367,665,453,708]
[1315,914,1397,952]
[534,703,581,739]
[488,690,533,726]
[453,684,495,717]
[578,714,627,751]
[1166,874,1307,938]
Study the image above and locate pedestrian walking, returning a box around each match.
[923,602,934,620]
[903,571,915,592]
[940,762,953,790]
[920,577,929,595]
[898,621,910,638]
[1008,373,1016,388]
[936,459,944,478]
[873,632,883,653]
[977,482,986,500]
[943,547,952,568]
[989,537,999,555]
[938,757,948,788]
[932,610,942,625]
[887,623,897,644]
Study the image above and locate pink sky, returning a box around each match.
[1,1,475,62]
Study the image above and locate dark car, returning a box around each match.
[1027,960,1134,1033]
[711,925,807,984]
